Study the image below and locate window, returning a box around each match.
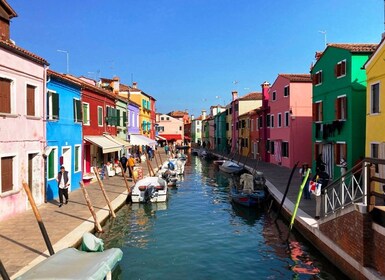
[226,123,229,131]
[123,111,127,127]
[26,85,36,116]
[47,148,58,180]
[278,113,282,127]
[266,139,271,153]
[272,91,276,101]
[313,101,323,122]
[117,109,121,126]
[74,145,81,172]
[284,111,290,127]
[335,60,346,78]
[73,99,82,123]
[371,143,379,173]
[251,119,254,132]
[47,91,59,120]
[282,142,289,157]
[106,107,118,126]
[235,103,239,112]
[371,83,380,114]
[161,117,164,121]
[334,142,347,164]
[270,141,275,154]
[266,114,270,127]
[1,156,14,193]
[166,117,170,120]
[97,106,103,126]
[179,126,182,131]
[0,77,12,113]
[335,95,347,120]
[82,103,90,125]
[313,70,323,85]
[284,86,290,97]
[270,114,274,128]
[258,117,263,129]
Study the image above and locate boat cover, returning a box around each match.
[222,161,240,168]
[15,247,123,280]
[81,232,104,252]
[240,173,254,194]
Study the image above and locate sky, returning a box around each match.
[9,0,384,116]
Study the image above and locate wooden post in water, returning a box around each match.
[93,167,116,218]
[119,162,131,193]
[128,163,137,184]
[154,153,160,170]
[22,182,55,256]
[79,181,103,232]
[145,152,155,176]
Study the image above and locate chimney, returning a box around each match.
[231,91,238,101]
[0,2,17,41]
[112,76,120,94]
[202,110,207,120]
[191,114,195,121]
[261,81,270,109]
[132,82,138,89]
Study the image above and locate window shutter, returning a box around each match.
[334,64,338,77]
[0,78,11,113]
[123,111,127,125]
[116,109,120,126]
[335,98,340,120]
[52,93,59,119]
[1,157,13,192]
[26,85,35,116]
[344,96,347,119]
[341,61,346,76]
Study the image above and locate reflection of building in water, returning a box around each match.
[262,218,320,276]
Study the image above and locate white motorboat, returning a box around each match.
[218,160,244,174]
[131,177,168,203]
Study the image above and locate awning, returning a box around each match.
[105,135,131,147]
[159,134,183,141]
[155,135,167,141]
[84,135,123,154]
[129,134,157,146]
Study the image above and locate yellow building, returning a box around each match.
[238,111,251,156]
[364,37,385,190]
[129,82,152,137]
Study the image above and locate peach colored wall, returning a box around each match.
[0,48,46,221]
[158,114,184,144]
[269,76,312,168]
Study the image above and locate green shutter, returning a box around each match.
[73,99,82,122]
[52,93,59,119]
[74,146,79,172]
[48,150,55,179]
[106,107,111,125]
[117,109,121,126]
[123,111,127,126]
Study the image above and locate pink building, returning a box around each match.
[268,74,312,168]
[0,1,49,220]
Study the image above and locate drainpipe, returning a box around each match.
[43,65,49,203]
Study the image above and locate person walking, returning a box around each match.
[56,166,70,207]
[299,163,311,199]
[127,155,136,178]
[120,154,128,174]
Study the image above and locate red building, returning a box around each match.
[66,75,121,173]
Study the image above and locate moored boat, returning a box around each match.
[230,173,266,207]
[131,177,168,203]
[218,160,244,174]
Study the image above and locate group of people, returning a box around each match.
[299,153,330,219]
[119,153,136,178]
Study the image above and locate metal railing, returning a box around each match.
[323,158,385,217]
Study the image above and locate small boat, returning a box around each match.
[16,233,123,280]
[213,159,226,166]
[230,173,266,207]
[131,177,168,203]
[219,160,244,174]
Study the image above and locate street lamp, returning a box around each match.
[57,49,69,74]
[318,31,327,48]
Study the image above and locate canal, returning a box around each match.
[100,156,348,279]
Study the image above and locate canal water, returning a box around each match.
[100,156,347,280]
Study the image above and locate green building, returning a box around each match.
[311,43,377,179]
[214,110,227,153]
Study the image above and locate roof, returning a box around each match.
[0,39,49,65]
[238,92,262,101]
[168,110,188,117]
[326,43,378,53]
[47,69,81,87]
[119,83,131,91]
[279,74,312,82]
[364,36,385,69]
[64,74,116,99]
[0,0,17,19]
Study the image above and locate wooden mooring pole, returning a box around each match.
[158,150,163,163]
[79,181,103,233]
[119,162,131,193]
[93,167,116,218]
[145,152,155,176]
[22,182,55,256]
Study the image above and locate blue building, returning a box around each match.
[45,70,83,201]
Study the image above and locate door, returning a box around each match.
[322,144,333,179]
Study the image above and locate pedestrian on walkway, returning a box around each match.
[56,166,70,207]
[120,154,128,174]
[299,163,311,199]
[313,166,329,219]
[127,156,136,178]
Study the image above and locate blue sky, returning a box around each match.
[9,0,384,116]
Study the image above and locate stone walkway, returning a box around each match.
[0,149,316,279]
